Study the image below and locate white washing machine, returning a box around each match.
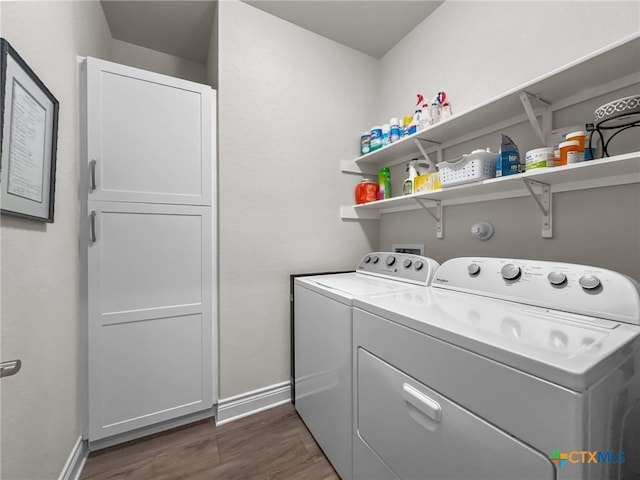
[352,257,640,480]
[294,252,439,480]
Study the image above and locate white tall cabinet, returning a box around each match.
[81,57,216,443]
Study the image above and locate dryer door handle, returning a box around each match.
[402,383,442,423]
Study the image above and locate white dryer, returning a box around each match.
[352,257,640,480]
[294,252,439,480]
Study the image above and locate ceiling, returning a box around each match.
[100,0,443,63]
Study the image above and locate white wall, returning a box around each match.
[217,0,379,397]
[112,38,207,84]
[0,1,112,478]
[377,1,640,280]
[378,1,640,119]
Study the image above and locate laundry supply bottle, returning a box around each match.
[378,167,391,200]
[402,161,419,195]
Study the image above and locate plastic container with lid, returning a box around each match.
[525,147,555,170]
[381,124,391,147]
[354,178,379,204]
[566,130,586,162]
[360,132,371,155]
[389,118,401,143]
[559,140,581,165]
[370,126,383,151]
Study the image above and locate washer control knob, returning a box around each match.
[579,274,601,290]
[467,263,481,276]
[501,263,521,281]
[414,260,424,271]
[386,255,396,266]
[403,259,412,269]
[547,271,567,286]
[364,255,371,263]
[371,255,379,264]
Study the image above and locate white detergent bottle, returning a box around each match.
[402,161,419,195]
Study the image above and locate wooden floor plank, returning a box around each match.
[81,403,339,480]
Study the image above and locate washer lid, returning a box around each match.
[295,272,427,304]
[354,288,640,392]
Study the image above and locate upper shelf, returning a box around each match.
[353,34,640,168]
[342,152,640,219]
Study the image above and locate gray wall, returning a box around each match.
[0,2,112,478]
[376,1,640,280]
[216,0,379,398]
[112,38,207,84]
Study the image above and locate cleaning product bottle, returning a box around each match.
[409,94,424,135]
[378,166,391,200]
[496,133,522,177]
[402,161,419,195]
[389,118,401,143]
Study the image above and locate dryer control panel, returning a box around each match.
[357,252,439,286]
[432,257,640,325]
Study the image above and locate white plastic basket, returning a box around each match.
[436,149,498,187]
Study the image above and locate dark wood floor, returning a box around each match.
[81,403,340,480]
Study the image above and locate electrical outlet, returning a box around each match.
[392,244,424,255]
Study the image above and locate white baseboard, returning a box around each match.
[216,381,291,426]
[58,436,88,480]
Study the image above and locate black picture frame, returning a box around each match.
[0,37,59,223]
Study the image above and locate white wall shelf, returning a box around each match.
[340,34,640,238]
[341,34,639,172]
[341,153,640,237]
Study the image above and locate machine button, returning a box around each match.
[414,261,424,271]
[468,263,481,276]
[579,274,601,290]
[386,255,396,266]
[547,271,567,286]
[364,255,371,263]
[403,259,412,268]
[371,256,379,264]
[501,263,521,281]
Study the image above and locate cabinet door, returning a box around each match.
[87,202,213,441]
[85,57,213,205]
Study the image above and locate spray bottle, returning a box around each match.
[409,94,424,135]
[402,161,419,195]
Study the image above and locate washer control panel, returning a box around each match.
[357,252,439,286]
[433,257,640,325]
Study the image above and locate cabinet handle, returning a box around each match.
[402,383,442,423]
[0,359,22,379]
[90,211,97,243]
[89,159,97,191]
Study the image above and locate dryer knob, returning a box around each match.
[579,274,601,290]
[414,261,424,271]
[386,255,396,266]
[548,271,567,286]
[364,255,371,263]
[403,259,412,268]
[371,256,379,264]
[467,263,481,276]
[501,263,521,281]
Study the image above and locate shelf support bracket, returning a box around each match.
[414,138,442,167]
[415,198,443,239]
[520,91,552,146]
[523,179,552,238]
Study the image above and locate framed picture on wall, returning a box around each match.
[0,37,59,223]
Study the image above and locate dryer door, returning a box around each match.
[356,349,555,480]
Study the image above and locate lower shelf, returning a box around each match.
[341,152,640,220]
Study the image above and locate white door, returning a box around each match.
[83,58,216,442]
[87,202,212,440]
[85,57,212,205]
